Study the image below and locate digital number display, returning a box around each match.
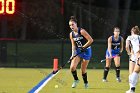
[0,0,15,14]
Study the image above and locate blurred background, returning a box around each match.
[0,0,140,68]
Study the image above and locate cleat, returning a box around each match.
[72,80,79,88]
[102,79,108,82]
[116,77,121,82]
[84,83,88,89]
[126,90,135,93]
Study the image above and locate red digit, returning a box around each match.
[0,0,4,14]
[6,0,15,14]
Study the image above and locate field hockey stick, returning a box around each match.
[100,54,119,63]
[56,51,84,71]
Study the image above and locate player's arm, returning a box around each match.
[120,37,124,53]
[80,29,93,48]
[125,39,131,55]
[70,32,76,56]
[108,36,112,57]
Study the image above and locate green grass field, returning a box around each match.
[0,68,140,93]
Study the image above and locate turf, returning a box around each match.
[0,68,140,93]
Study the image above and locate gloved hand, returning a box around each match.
[118,52,122,56]
[79,47,86,52]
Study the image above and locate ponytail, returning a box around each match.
[69,16,77,23]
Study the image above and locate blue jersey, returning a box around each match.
[72,27,87,48]
[72,27,92,60]
[111,35,121,50]
[106,35,122,57]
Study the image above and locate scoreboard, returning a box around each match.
[0,0,15,14]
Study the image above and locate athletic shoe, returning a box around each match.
[126,90,135,93]
[84,83,88,89]
[72,80,79,88]
[102,79,108,82]
[116,77,121,82]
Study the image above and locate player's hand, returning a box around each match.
[118,52,122,56]
[68,56,74,63]
[70,55,74,60]
[127,52,132,56]
[109,54,112,59]
[127,50,134,56]
[79,47,86,52]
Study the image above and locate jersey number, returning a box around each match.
[114,46,118,49]
[76,41,82,47]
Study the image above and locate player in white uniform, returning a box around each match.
[126,26,140,93]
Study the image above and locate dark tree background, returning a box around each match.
[1,0,140,40]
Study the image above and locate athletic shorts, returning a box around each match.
[106,49,120,58]
[130,54,137,63]
[76,46,92,60]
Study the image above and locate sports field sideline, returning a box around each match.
[0,68,140,93]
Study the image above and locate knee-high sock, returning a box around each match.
[129,72,139,88]
[115,66,120,77]
[129,74,131,88]
[71,70,79,80]
[103,67,109,79]
[82,73,88,83]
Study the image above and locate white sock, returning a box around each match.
[130,72,139,88]
[129,74,131,89]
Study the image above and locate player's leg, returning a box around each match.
[70,56,81,88]
[128,61,136,90]
[103,50,111,82]
[126,56,140,93]
[126,54,136,93]
[80,47,91,88]
[129,61,136,75]
[128,61,140,92]
[129,54,136,75]
[114,56,121,82]
[81,59,89,88]
[103,58,111,82]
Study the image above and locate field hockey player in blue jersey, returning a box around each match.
[102,27,124,82]
[69,16,93,88]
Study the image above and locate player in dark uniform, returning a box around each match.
[69,16,93,88]
[102,27,124,82]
